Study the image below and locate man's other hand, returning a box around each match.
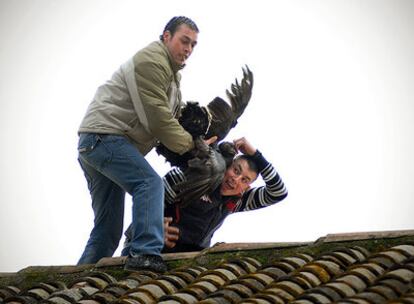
[204,136,217,146]
[233,137,257,156]
[164,217,179,248]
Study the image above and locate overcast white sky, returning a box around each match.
[1,0,413,272]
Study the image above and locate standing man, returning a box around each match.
[77,16,199,272]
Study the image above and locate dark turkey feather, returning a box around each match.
[156,66,254,206]
[155,101,210,168]
[172,140,227,207]
[205,65,253,141]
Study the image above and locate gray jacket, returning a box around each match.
[79,41,193,155]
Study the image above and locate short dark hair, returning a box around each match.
[160,16,199,41]
[234,155,259,176]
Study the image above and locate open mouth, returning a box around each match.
[225,180,235,190]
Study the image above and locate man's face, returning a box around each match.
[163,24,198,66]
[220,158,258,196]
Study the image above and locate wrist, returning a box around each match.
[250,150,267,172]
[251,149,261,158]
[249,148,257,156]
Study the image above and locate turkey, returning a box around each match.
[156,66,253,206]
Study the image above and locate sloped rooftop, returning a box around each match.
[1,230,414,303]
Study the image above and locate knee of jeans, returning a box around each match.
[131,171,163,199]
[153,174,163,188]
[146,172,163,191]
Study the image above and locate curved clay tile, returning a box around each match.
[347,267,378,286]
[301,263,332,284]
[222,257,260,274]
[367,285,399,301]
[245,273,275,286]
[90,290,118,303]
[269,279,305,298]
[392,244,414,257]
[355,262,386,277]
[259,283,297,302]
[158,291,199,303]
[348,290,389,303]
[311,260,343,278]
[336,274,368,293]
[102,284,129,297]
[70,273,115,290]
[258,266,288,280]
[203,288,244,303]
[381,268,414,284]
[218,283,255,299]
[77,300,101,304]
[319,253,353,270]
[295,271,322,288]
[390,291,414,303]
[167,270,203,285]
[376,278,410,297]
[296,291,333,303]
[302,285,343,302]
[324,281,358,298]
[0,286,21,301]
[346,246,371,262]
[157,276,188,291]
[382,249,412,265]
[200,269,238,283]
[218,262,248,277]
[368,254,401,269]
[281,256,312,269]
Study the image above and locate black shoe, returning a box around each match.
[124,254,168,273]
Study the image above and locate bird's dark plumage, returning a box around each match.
[155,101,210,168]
[156,66,254,206]
[205,66,253,141]
[171,139,227,207]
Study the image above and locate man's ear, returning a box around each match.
[163,31,172,42]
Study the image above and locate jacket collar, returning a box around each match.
[157,41,185,73]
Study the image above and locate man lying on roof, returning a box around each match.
[122,137,288,254]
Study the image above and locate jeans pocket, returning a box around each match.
[78,133,115,170]
[78,133,100,153]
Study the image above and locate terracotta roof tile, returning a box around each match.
[2,230,414,303]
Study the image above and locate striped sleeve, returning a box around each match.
[163,167,186,205]
[235,154,288,212]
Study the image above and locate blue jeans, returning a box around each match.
[77,133,164,264]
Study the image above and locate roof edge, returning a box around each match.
[317,229,414,243]
[4,229,414,274]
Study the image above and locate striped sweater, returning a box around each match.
[162,150,288,250]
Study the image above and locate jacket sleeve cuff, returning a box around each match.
[250,150,269,172]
